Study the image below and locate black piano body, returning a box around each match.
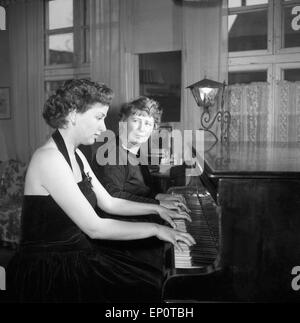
[163,141,300,302]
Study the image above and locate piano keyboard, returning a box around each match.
[168,186,220,270]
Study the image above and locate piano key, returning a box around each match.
[167,185,219,269]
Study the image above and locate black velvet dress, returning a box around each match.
[91,137,167,301]
[7,130,163,303]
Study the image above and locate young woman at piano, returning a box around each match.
[6,79,195,303]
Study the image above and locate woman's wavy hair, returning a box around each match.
[43,79,114,129]
[119,96,162,129]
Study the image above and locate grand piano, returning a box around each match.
[163,141,300,302]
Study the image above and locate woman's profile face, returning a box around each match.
[124,112,155,146]
[76,102,109,145]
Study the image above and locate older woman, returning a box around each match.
[91,96,191,302]
[7,80,195,303]
[93,96,188,210]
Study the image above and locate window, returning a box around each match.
[228,0,300,85]
[282,2,300,48]
[228,7,268,52]
[228,0,268,8]
[0,6,6,30]
[276,62,300,82]
[228,0,300,142]
[139,51,182,123]
[284,68,300,81]
[228,0,269,53]
[44,0,90,99]
[228,70,267,85]
[44,0,89,66]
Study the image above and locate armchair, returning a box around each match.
[0,159,27,247]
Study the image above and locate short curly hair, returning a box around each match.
[119,96,162,128]
[43,79,114,129]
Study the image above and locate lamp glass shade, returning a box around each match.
[187,78,223,109]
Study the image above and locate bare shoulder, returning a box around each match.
[30,143,65,170]
[27,141,71,181]
[25,142,74,195]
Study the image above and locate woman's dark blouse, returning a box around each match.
[92,137,159,205]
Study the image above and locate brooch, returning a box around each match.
[86,172,93,189]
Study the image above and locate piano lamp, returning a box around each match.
[187,78,231,144]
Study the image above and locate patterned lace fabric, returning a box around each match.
[227,81,300,143]
[0,160,26,247]
[274,81,300,142]
[228,82,269,142]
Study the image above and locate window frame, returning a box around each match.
[44,0,90,81]
[228,63,272,83]
[275,62,300,81]
[274,0,300,55]
[44,0,74,68]
[228,0,300,81]
[228,0,300,142]
[228,1,273,58]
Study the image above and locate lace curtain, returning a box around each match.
[227,82,270,142]
[274,81,300,142]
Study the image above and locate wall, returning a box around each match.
[182,3,226,132]
[0,0,225,161]
[130,0,225,132]
[91,0,183,133]
[132,0,182,54]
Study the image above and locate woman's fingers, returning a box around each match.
[176,202,191,213]
[177,232,196,246]
[173,241,183,252]
[171,210,192,222]
[162,200,191,214]
[172,232,196,251]
[166,201,191,217]
[171,193,186,204]
[163,214,177,229]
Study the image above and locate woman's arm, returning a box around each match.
[29,148,195,249]
[77,150,191,225]
[95,163,190,212]
[93,162,159,204]
[155,193,187,204]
